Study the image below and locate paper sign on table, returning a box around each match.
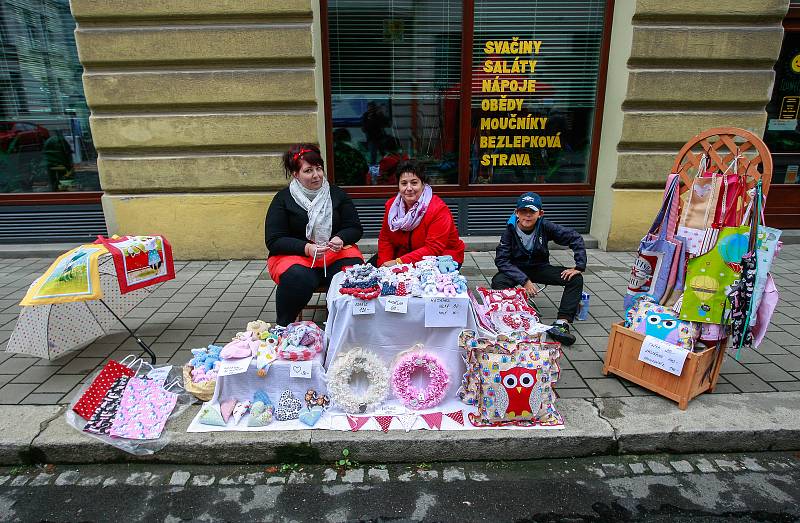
[352,300,376,315]
[146,365,172,384]
[637,335,689,376]
[424,297,468,328]
[384,296,408,314]
[289,360,313,379]
[218,356,253,377]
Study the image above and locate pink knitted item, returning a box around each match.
[277,321,323,361]
[391,351,449,410]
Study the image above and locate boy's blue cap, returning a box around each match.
[516,192,542,212]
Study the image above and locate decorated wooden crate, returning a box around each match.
[602,322,726,410]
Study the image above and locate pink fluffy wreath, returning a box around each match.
[391,352,450,410]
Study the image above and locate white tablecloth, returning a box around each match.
[187,352,328,432]
[324,271,478,402]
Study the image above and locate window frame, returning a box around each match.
[320,0,615,198]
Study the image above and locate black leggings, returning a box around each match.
[275,257,363,326]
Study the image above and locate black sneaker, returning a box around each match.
[548,321,576,346]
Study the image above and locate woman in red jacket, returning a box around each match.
[371,160,465,267]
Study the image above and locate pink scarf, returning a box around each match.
[388,185,433,232]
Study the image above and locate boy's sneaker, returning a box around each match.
[548,321,576,346]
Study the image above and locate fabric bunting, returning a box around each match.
[397,413,417,432]
[421,412,443,430]
[374,415,394,433]
[347,415,369,432]
[445,410,464,426]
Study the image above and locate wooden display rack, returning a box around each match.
[602,127,773,409]
[603,323,726,410]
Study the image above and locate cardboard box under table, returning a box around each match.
[602,322,726,410]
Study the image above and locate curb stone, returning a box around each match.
[1,392,799,465]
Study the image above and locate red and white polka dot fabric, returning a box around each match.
[72,360,136,419]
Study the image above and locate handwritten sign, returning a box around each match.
[289,360,313,379]
[218,356,253,377]
[424,297,468,327]
[637,336,689,376]
[384,296,408,314]
[352,299,375,315]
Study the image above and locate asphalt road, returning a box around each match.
[2,452,800,522]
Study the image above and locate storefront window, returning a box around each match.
[0,0,99,194]
[764,31,800,185]
[327,1,463,186]
[470,0,605,184]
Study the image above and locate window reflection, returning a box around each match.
[0,0,99,193]
[328,1,463,186]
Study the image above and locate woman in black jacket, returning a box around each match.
[265,143,364,326]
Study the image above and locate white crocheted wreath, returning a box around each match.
[327,347,389,414]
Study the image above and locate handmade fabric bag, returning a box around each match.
[469,337,563,427]
[108,377,179,440]
[752,274,779,348]
[72,356,138,419]
[83,376,131,435]
[708,161,747,228]
[624,175,681,309]
[677,154,721,255]
[680,224,750,324]
[726,181,765,355]
[458,330,551,407]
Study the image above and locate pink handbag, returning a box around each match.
[752,274,779,348]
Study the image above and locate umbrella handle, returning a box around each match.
[99,299,157,364]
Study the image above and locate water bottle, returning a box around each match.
[576,292,590,321]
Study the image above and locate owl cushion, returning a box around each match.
[458,330,544,406]
[625,300,698,349]
[468,338,563,427]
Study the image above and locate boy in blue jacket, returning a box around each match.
[492,192,587,346]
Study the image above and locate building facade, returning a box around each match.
[0,0,796,257]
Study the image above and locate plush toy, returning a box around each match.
[247,320,270,336]
[437,255,458,274]
[451,274,468,294]
[189,344,223,372]
[221,331,260,360]
[435,274,457,297]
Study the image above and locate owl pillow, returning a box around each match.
[626,300,698,349]
[457,330,549,407]
[469,341,563,427]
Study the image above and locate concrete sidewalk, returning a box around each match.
[0,246,798,464]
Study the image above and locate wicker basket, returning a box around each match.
[182,365,216,402]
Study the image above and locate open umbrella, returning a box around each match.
[5,239,172,363]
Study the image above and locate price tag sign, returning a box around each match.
[352,299,376,315]
[384,296,408,314]
[218,356,253,377]
[638,336,689,376]
[146,365,172,384]
[424,297,468,327]
[289,360,313,379]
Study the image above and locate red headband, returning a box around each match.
[292,147,314,163]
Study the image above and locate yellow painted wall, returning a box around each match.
[71,0,316,259]
[102,193,273,260]
[594,0,785,250]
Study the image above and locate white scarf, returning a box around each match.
[289,178,333,244]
